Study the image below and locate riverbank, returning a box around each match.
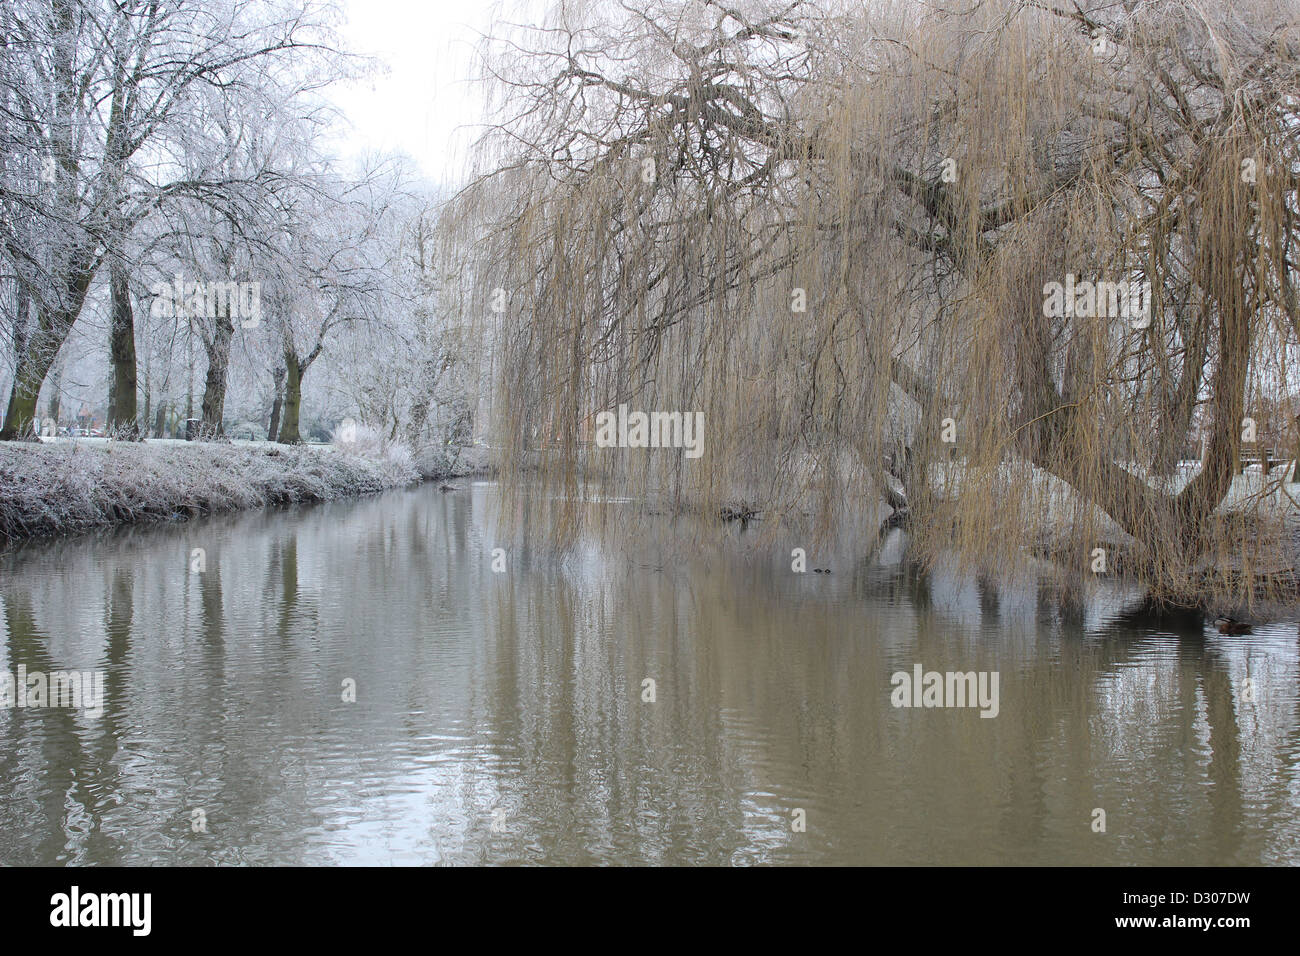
[0,438,421,540]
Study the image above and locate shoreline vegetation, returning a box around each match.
[454,1,1300,617]
[515,453,1300,615]
[0,438,431,542]
[5,437,1297,615]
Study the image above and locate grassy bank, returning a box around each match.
[0,438,420,540]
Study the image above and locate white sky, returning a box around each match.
[331,0,505,189]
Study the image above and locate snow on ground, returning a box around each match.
[0,438,419,540]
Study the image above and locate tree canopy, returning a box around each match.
[451,0,1300,607]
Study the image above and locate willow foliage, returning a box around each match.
[447,0,1300,607]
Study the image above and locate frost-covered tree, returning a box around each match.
[0,0,342,439]
[271,162,404,443]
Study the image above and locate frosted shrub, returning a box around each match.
[333,421,415,474]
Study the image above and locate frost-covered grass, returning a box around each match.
[0,438,419,540]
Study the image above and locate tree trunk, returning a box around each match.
[2,252,97,440]
[407,398,430,448]
[153,402,167,439]
[1,307,75,442]
[185,331,194,421]
[106,261,141,439]
[2,356,48,440]
[268,364,286,442]
[1292,414,1300,481]
[46,361,62,428]
[277,352,303,443]
[141,348,152,438]
[1151,310,1210,477]
[1,283,37,441]
[200,314,234,437]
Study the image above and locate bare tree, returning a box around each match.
[272,165,403,443]
[0,0,342,439]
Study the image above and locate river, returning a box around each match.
[1,482,1297,864]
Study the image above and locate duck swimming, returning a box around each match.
[1213,616,1252,635]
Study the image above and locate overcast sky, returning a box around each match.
[331,0,504,189]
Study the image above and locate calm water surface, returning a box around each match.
[1,483,1298,865]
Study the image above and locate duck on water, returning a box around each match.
[1213,616,1253,635]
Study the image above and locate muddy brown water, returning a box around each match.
[1,482,1297,864]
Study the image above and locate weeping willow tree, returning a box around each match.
[447,0,1300,607]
